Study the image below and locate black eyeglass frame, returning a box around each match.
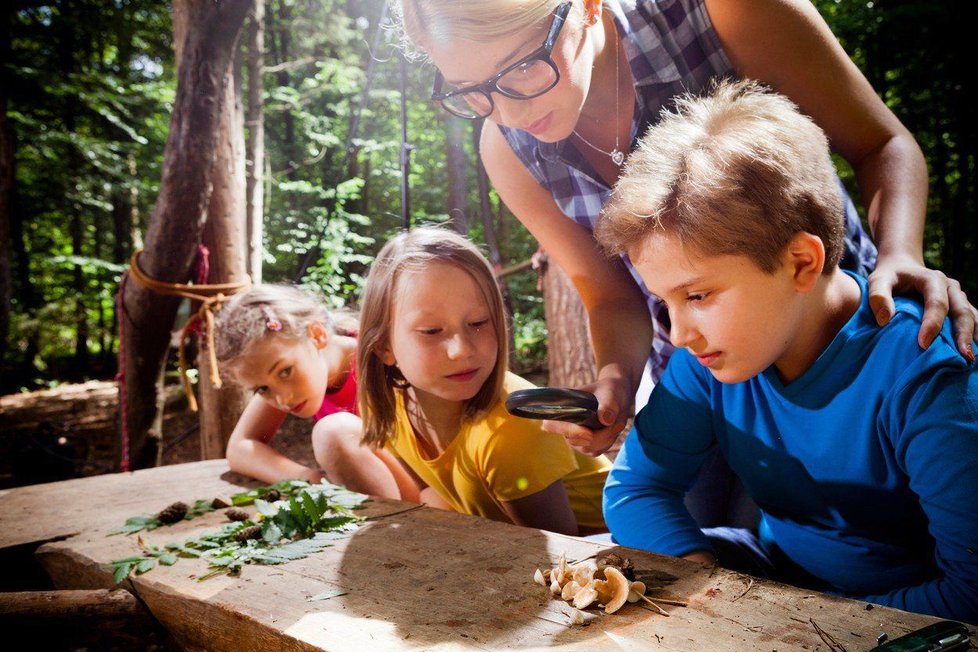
[431,2,572,119]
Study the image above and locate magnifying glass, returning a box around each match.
[505,387,603,430]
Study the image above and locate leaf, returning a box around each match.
[113,563,133,584]
[135,558,156,574]
[289,495,308,532]
[262,522,284,545]
[254,498,277,517]
[158,553,179,566]
[299,490,323,525]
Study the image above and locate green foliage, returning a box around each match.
[5,0,973,392]
[109,480,365,582]
[110,499,215,535]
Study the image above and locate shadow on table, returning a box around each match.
[321,508,698,648]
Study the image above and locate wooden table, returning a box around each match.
[0,460,971,651]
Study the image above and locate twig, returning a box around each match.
[635,593,670,616]
[809,618,847,652]
[365,504,426,521]
[732,577,754,602]
[645,596,687,608]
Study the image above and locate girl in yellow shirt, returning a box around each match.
[355,227,610,535]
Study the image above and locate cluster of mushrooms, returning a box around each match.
[534,553,665,618]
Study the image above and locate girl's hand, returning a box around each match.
[542,376,631,456]
[868,254,978,361]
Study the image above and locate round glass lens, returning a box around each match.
[442,91,492,118]
[497,59,558,97]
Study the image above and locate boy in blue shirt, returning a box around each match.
[595,80,977,622]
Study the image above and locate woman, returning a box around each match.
[393,0,977,458]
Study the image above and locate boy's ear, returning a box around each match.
[582,0,604,25]
[784,232,825,292]
[307,321,330,349]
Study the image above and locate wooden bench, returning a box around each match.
[0,459,970,650]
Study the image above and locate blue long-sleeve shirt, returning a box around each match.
[604,273,978,621]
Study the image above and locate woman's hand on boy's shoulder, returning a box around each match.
[868,254,977,362]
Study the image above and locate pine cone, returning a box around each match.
[225,508,250,522]
[235,525,262,542]
[597,553,635,581]
[264,489,281,502]
[156,502,188,525]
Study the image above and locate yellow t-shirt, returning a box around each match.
[388,372,610,529]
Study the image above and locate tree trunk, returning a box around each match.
[0,7,12,365]
[245,0,265,285]
[471,119,515,363]
[119,0,253,471]
[198,50,249,461]
[445,116,468,234]
[539,253,597,388]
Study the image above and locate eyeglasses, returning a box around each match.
[431,2,572,120]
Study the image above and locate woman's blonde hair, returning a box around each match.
[213,284,356,380]
[358,227,509,448]
[597,79,844,273]
[391,0,576,57]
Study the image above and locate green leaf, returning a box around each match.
[158,553,178,566]
[289,495,309,532]
[299,490,323,526]
[113,563,133,584]
[135,558,156,574]
[262,522,283,545]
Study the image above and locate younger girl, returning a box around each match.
[213,284,404,498]
[356,227,611,535]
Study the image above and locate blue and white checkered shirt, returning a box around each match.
[499,0,877,383]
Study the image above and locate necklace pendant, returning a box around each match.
[610,148,625,166]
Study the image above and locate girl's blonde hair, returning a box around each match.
[213,284,356,379]
[358,227,509,447]
[391,0,578,57]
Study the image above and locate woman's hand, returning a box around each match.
[869,253,977,361]
[542,376,632,456]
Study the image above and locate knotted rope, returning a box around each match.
[124,248,251,413]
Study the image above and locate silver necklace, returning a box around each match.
[574,20,625,166]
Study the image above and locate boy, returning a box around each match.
[595,80,977,621]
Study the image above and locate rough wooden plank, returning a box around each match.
[0,459,241,549]
[0,588,146,618]
[5,461,974,650]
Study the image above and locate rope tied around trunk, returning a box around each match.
[124,248,251,413]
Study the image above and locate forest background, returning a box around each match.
[1,0,975,396]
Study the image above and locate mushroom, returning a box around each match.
[627,580,646,603]
[593,578,612,605]
[572,560,597,586]
[534,568,548,586]
[601,567,631,614]
[561,580,582,601]
[572,585,599,610]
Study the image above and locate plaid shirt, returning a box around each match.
[499,0,877,383]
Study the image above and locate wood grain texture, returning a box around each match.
[1,460,972,650]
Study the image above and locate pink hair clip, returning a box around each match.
[261,305,282,332]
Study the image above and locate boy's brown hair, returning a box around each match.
[596,79,844,273]
[357,226,509,448]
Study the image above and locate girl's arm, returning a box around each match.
[705,0,977,359]
[500,481,580,536]
[481,125,653,456]
[225,394,323,484]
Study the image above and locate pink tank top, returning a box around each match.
[314,364,358,421]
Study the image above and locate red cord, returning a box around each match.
[116,245,212,471]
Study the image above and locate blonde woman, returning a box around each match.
[393,0,978,465]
